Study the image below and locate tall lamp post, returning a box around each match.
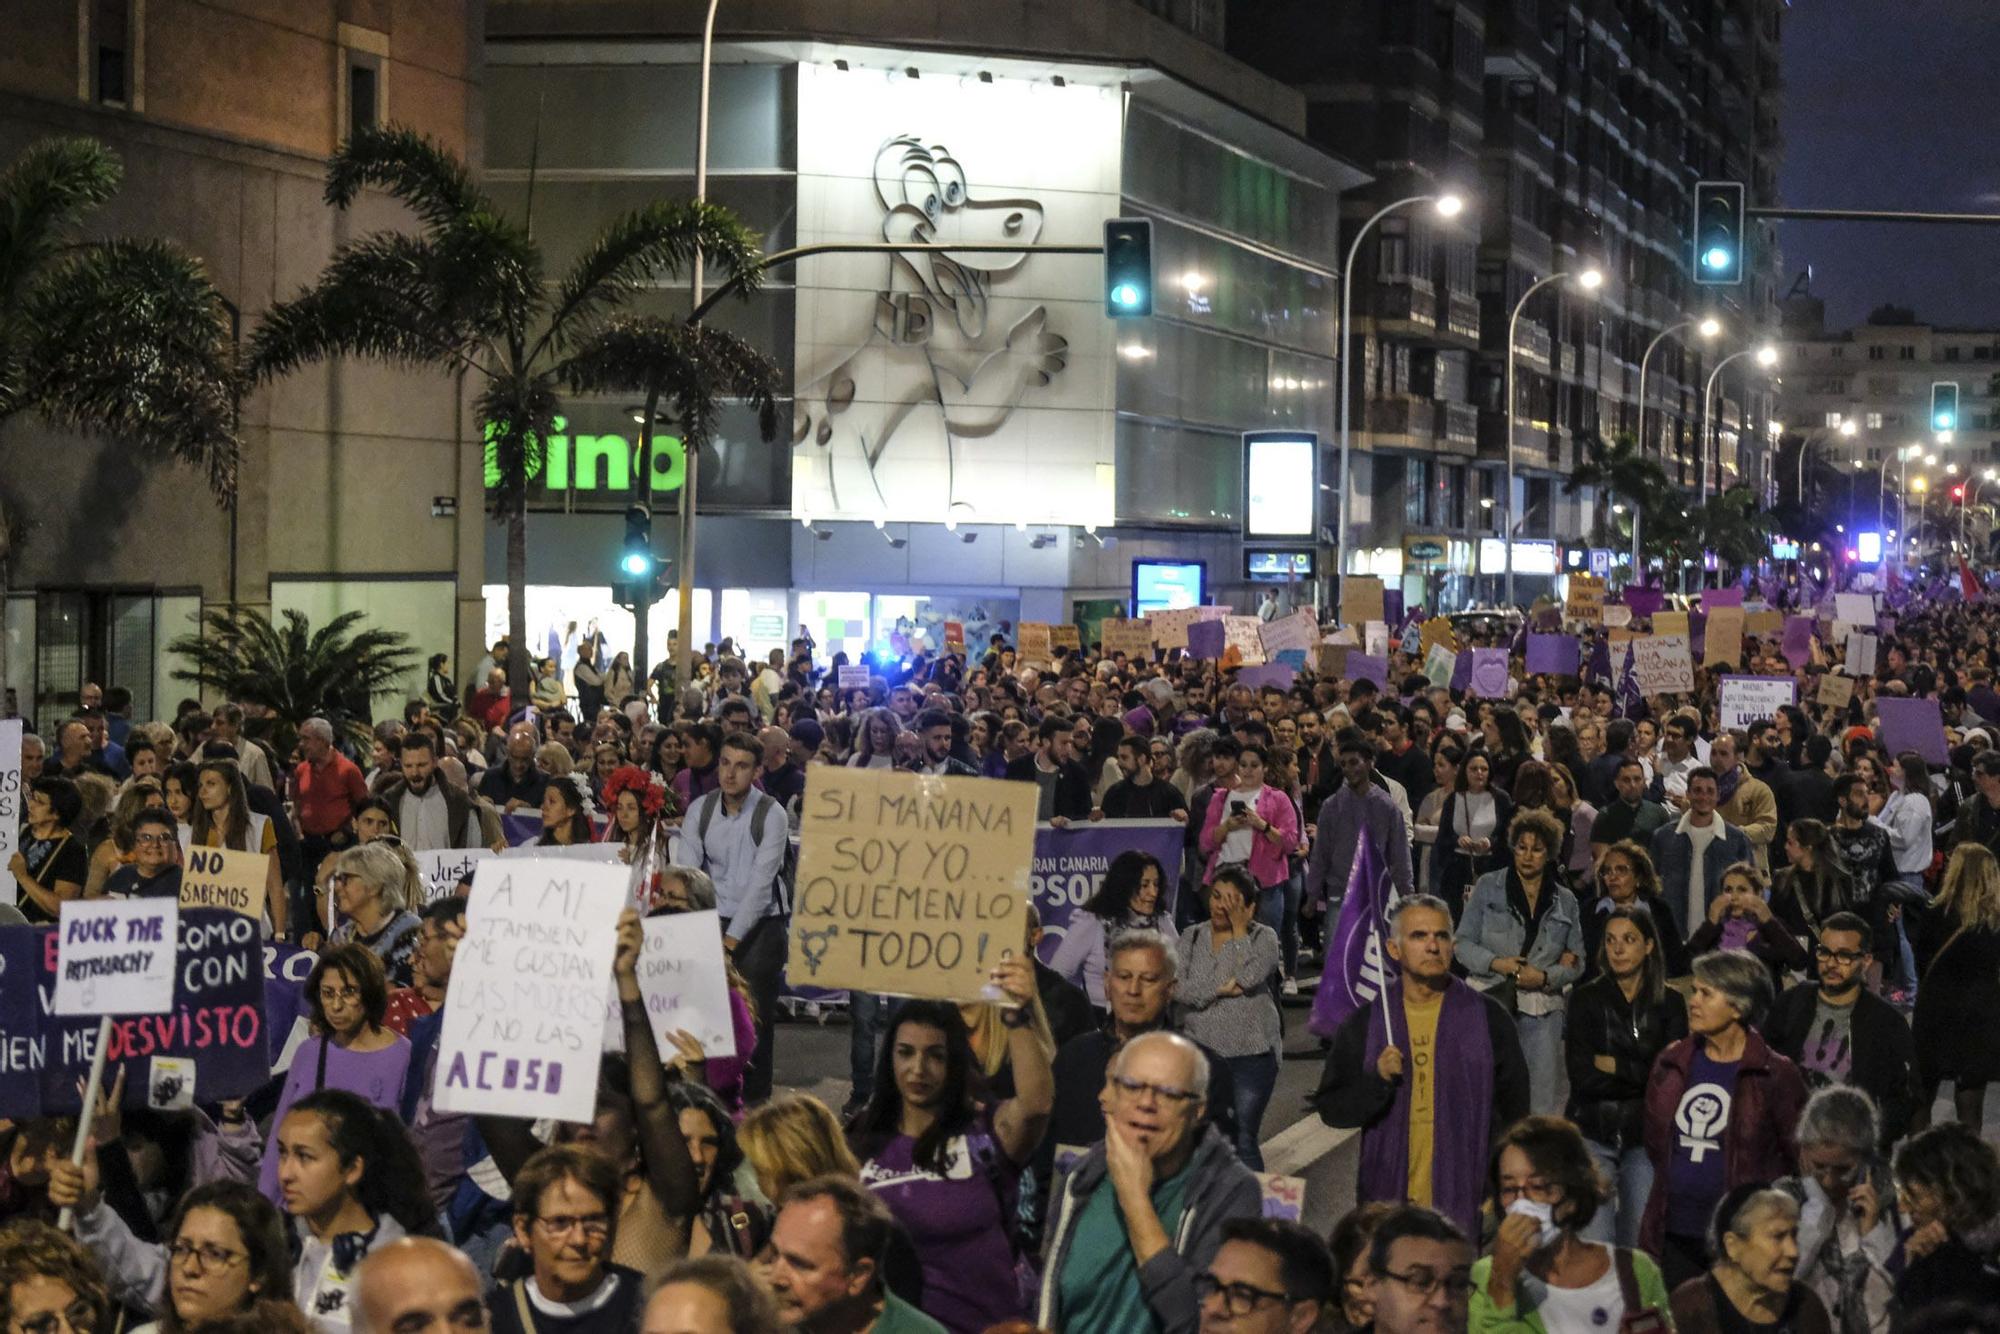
[1796,419,1858,510]
[1633,314,1721,579]
[1336,191,1463,608]
[1503,266,1602,607]
[1879,444,1920,537]
[1965,467,1998,553]
[673,0,724,689]
[1697,343,1778,505]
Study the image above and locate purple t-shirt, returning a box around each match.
[1667,1048,1739,1236]
[859,1117,1020,1334]
[258,1035,412,1204]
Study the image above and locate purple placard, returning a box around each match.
[1876,697,1949,766]
[1623,586,1666,621]
[1450,650,1473,693]
[1782,616,1815,670]
[1346,653,1389,688]
[1238,663,1297,690]
[1702,587,1745,609]
[1383,589,1405,629]
[1526,633,1580,676]
[1186,618,1227,661]
[1470,648,1511,698]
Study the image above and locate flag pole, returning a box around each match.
[1373,922,1395,1048]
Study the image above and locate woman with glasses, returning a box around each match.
[256,945,411,1206]
[1773,1087,1898,1334]
[1565,904,1687,1249]
[1470,1116,1673,1334]
[10,776,87,925]
[309,797,397,937]
[1581,842,1690,981]
[80,778,164,898]
[1667,1186,1830,1334]
[98,809,184,901]
[322,842,421,986]
[0,1221,110,1334]
[55,1171,292,1334]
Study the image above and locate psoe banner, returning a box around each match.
[1029,821,1186,965]
[1716,676,1800,732]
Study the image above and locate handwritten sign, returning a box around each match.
[1258,610,1318,660]
[1718,677,1799,732]
[54,900,178,1016]
[0,722,19,905]
[1100,620,1154,660]
[1222,616,1266,666]
[1339,576,1385,627]
[943,621,966,654]
[1316,643,1350,678]
[1469,649,1511,698]
[1364,621,1389,660]
[1835,593,1875,628]
[1653,611,1689,637]
[435,860,627,1123]
[1704,607,1745,669]
[790,767,1035,1002]
[1631,634,1694,694]
[604,910,738,1059]
[418,848,493,904]
[1050,624,1082,654]
[1817,673,1855,711]
[1423,643,1456,688]
[836,665,871,692]
[1745,610,1784,638]
[1148,609,1196,649]
[1018,622,1053,664]
[178,846,267,921]
[1566,575,1606,625]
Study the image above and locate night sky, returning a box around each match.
[1778,0,2000,330]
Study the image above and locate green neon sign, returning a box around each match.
[482,416,687,493]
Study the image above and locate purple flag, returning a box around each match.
[1617,645,1646,720]
[1782,617,1815,670]
[1702,587,1744,609]
[1450,649,1473,693]
[1526,633,1580,676]
[1308,830,1398,1038]
[1588,635,1612,683]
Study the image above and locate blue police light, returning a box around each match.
[620,552,651,577]
[1703,246,1732,271]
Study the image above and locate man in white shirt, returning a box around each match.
[384,733,483,851]
[1650,768,1754,937]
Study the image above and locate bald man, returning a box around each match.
[355,1237,487,1334]
[757,724,806,810]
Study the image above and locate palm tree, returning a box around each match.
[1692,485,1774,586]
[1567,432,1676,581]
[167,606,416,756]
[246,125,776,704]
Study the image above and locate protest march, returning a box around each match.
[6,574,2000,1334]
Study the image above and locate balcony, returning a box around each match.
[1440,401,1481,453]
[1511,322,1553,369]
[1442,291,1481,347]
[1372,277,1439,334]
[1364,395,1438,445]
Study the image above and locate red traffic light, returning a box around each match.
[1955,486,1967,501]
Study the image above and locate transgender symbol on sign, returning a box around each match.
[793,136,1069,516]
[1675,1082,1731,1163]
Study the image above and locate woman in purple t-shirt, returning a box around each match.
[849,957,1054,1334]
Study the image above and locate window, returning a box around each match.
[1868,346,1886,361]
[1946,346,1962,362]
[1900,346,1917,361]
[347,59,381,141]
[1830,347,1845,359]
[1867,412,1886,429]
[1867,448,1883,463]
[87,0,134,107]
[1824,412,1844,428]
[338,25,389,147]
[1405,458,1428,526]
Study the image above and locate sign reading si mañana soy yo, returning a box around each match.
[790,767,1035,1003]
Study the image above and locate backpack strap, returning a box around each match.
[1612,1247,1642,1313]
[696,790,723,842]
[748,791,771,845]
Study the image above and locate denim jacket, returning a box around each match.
[1454,868,1584,1003]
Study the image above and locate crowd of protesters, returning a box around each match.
[1,583,1999,1334]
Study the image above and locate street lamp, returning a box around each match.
[673,0,726,686]
[1504,265,1603,607]
[1698,344,1779,505]
[1337,191,1465,604]
[1795,418,1861,521]
[1635,314,1722,577]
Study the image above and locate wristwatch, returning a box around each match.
[999,1006,1034,1029]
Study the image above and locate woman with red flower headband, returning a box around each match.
[602,764,676,863]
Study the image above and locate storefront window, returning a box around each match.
[720,589,792,665]
[481,585,713,676]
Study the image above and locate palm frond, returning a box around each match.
[476,376,561,517]
[540,200,765,353]
[168,606,418,753]
[559,316,783,445]
[324,123,486,230]
[20,239,241,500]
[0,137,121,309]
[245,232,473,382]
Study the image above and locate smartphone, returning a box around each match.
[1230,799,1249,816]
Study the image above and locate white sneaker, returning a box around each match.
[1281,977,1299,997]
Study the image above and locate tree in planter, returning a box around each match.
[246,125,776,705]
[167,606,416,758]
[0,137,241,682]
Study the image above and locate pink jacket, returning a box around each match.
[1199,785,1301,889]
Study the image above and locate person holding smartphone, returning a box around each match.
[1197,742,1300,938]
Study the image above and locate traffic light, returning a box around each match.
[615,505,654,608]
[1932,381,1961,432]
[1103,218,1153,317]
[1692,180,1746,286]
[1954,484,1968,502]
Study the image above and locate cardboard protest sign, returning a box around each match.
[418,848,493,904]
[1419,618,1459,655]
[177,846,267,921]
[1844,632,1879,677]
[1526,634,1579,676]
[1817,673,1855,711]
[1470,649,1511,698]
[1222,616,1267,665]
[1622,586,1666,621]
[1653,611,1690,637]
[836,665,871,692]
[1100,619,1154,660]
[1258,610,1318,660]
[1364,622,1390,659]
[1315,643,1350,678]
[1782,617,1816,670]
[0,722,19,905]
[1187,619,1226,661]
[1631,635,1695,693]
[1601,605,1632,629]
[1704,607,1745,668]
[790,767,1035,1002]
[1718,677,1799,732]
[54,900,177,1017]
[1745,610,1784,638]
[604,910,738,1060]
[1877,697,1950,766]
[1423,643,1456,688]
[1566,575,1606,625]
[499,841,625,863]
[1148,609,1196,649]
[435,860,628,1124]
[1256,1173,1308,1223]
[1017,623,1053,664]
[35,910,271,1114]
[1050,624,1082,653]
[1339,576,1386,627]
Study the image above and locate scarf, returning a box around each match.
[1715,763,1744,807]
[1359,978,1494,1236]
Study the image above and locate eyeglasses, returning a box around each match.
[1108,1074,1200,1106]
[134,833,175,845]
[1376,1267,1475,1300]
[12,1302,97,1334]
[169,1240,247,1270]
[318,986,362,1004]
[532,1213,610,1238]
[1814,947,1865,964]
[1496,1177,1561,1205]
[1193,1273,1294,1316]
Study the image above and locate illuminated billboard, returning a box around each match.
[1242,432,1318,541]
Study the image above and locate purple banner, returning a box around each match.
[1701,587,1745,609]
[0,930,44,1120]
[1384,590,1405,629]
[1526,634,1580,676]
[1238,664,1297,691]
[1470,648,1511,698]
[1308,830,1397,1038]
[1031,821,1189,965]
[1782,616,1815,670]
[1187,619,1227,661]
[1877,697,1950,766]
